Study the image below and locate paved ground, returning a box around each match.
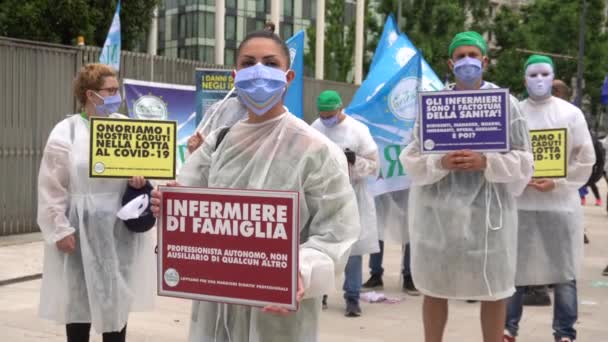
[1,203,607,342]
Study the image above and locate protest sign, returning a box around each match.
[157,186,300,310]
[530,128,568,178]
[419,89,510,154]
[89,117,176,179]
[195,68,234,126]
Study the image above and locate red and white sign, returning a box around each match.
[157,186,300,310]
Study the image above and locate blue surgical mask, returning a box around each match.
[94,92,122,116]
[320,115,339,128]
[234,63,287,116]
[453,57,483,86]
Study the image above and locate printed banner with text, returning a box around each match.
[419,89,510,154]
[89,117,176,179]
[195,68,235,126]
[123,79,196,170]
[158,187,300,310]
[530,128,568,178]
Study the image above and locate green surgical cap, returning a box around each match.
[524,54,554,71]
[317,90,343,112]
[448,31,488,58]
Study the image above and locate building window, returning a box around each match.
[158,16,166,42]
[226,0,237,9]
[199,45,215,63]
[256,0,270,14]
[168,14,178,40]
[205,12,215,38]
[303,0,317,19]
[283,0,293,17]
[179,13,187,39]
[197,11,215,39]
[280,23,293,39]
[246,18,266,35]
[226,16,237,41]
[225,48,236,67]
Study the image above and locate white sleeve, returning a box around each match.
[484,98,534,196]
[400,120,449,185]
[177,132,217,187]
[37,124,75,244]
[557,112,595,189]
[350,126,379,180]
[299,145,360,298]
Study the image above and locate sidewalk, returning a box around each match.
[1,204,607,341]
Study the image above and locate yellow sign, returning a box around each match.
[89,117,177,179]
[530,128,567,178]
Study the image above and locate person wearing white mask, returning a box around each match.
[151,30,360,342]
[311,90,380,317]
[400,31,534,342]
[503,55,595,342]
[37,63,156,342]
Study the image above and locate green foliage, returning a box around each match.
[489,0,608,115]
[0,0,159,51]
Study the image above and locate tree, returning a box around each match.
[305,0,379,82]
[0,0,159,51]
[489,0,608,117]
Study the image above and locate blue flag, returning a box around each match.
[345,53,422,196]
[100,1,121,71]
[601,74,608,105]
[369,14,399,71]
[285,30,305,118]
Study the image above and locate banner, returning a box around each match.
[89,117,176,179]
[344,15,444,196]
[195,68,235,126]
[530,128,567,178]
[419,89,510,154]
[346,54,422,196]
[99,1,121,71]
[285,30,305,118]
[123,79,196,169]
[158,186,299,310]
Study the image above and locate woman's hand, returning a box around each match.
[261,273,305,315]
[128,176,146,189]
[187,132,205,153]
[150,181,179,218]
[56,234,76,254]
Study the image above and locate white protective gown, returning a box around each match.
[179,112,360,342]
[311,115,380,255]
[515,96,594,286]
[400,82,534,300]
[37,114,155,333]
[374,189,409,243]
[195,97,249,136]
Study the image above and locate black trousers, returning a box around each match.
[66,323,127,342]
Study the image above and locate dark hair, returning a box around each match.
[264,22,276,33]
[237,30,291,67]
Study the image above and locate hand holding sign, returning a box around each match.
[528,178,556,192]
[187,132,205,153]
[442,150,487,171]
[128,176,147,189]
[151,181,180,217]
[261,274,304,315]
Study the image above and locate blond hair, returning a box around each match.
[73,63,117,107]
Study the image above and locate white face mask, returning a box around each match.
[525,63,554,100]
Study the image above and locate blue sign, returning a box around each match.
[99,1,121,71]
[195,68,234,126]
[285,30,305,119]
[419,89,510,153]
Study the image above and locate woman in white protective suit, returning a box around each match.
[400,31,534,342]
[37,64,156,342]
[311,90,380,317]
[503,56,595,342]
[151,30,360,342]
